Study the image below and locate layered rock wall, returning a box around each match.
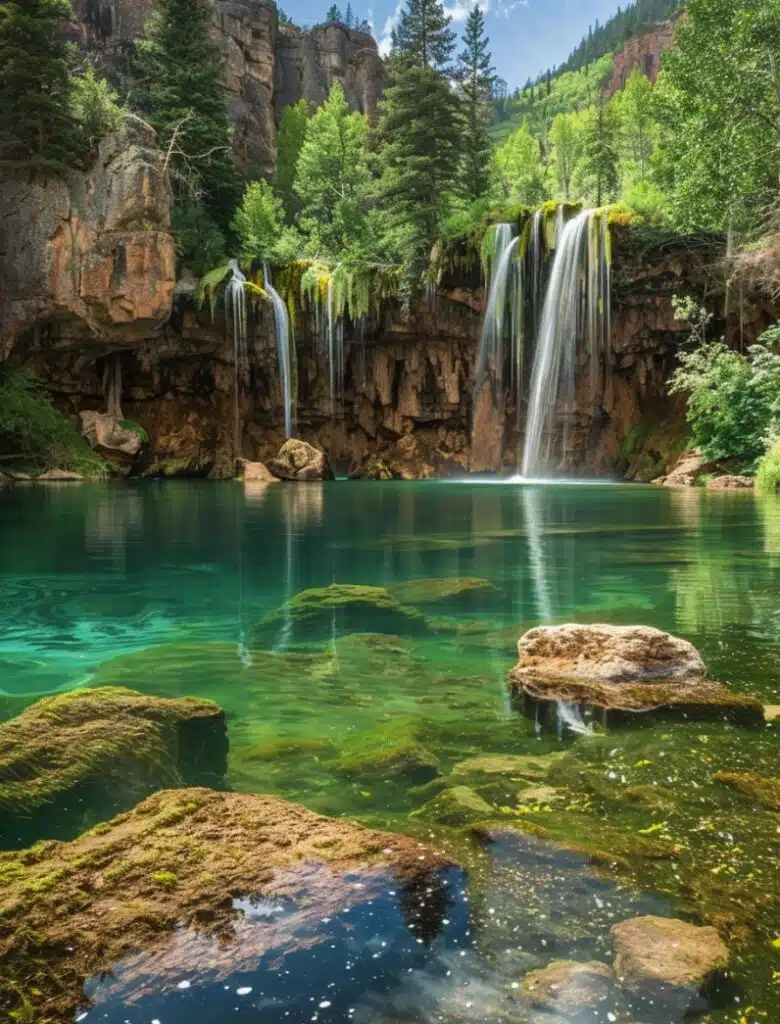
[606,18,677,96]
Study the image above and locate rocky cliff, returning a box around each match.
[68,0,384,178]
[606,18,677,97]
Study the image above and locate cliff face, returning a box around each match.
[68,0,385,179]
[0,117,175,361]
[606,19,677,97]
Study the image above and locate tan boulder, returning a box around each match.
[80,410,144,457]
[660,450,708,487]
[240,459,279,483]
[522,959,614,1015]
[35,468,85,482]
[268,438,334,481]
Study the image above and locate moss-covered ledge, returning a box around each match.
[0,688,227,849]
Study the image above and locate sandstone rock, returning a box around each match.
[714,771,780,810]
[80,410,144,456]
[706,474,754,490]
[522,959,615,1015]
[268,438,334,481]
[661,451,709,487]
[607,18,675,96]
[240,458,279,483]
[0,787,451,1022]
[35,468,85,482]
[0,688,226,849]
[508,624,764,723]
[612,915,728,1011]
[765,705,780,722]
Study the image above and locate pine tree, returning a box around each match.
[0,0,83,170]
[326,5,342,23]
[455,4,494,202]
[344,3,353,28]
[377,0,460,279]
[133,0,240,238]
[579,98,619,205]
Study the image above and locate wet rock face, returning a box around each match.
[0,787,452,1023]
[268,437,335,480]
[508,623,765,724]
[80,410,144,457]
[612,915,729,1016]
[0,116,175,358]
[0,688,226,849]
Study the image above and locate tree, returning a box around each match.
[133,0,241,242]
[233,179,286,264]
[653,0,780,232]
[294,82,371,258]
[326,4,342,22]
[0,0,83,169]
[376,0,461,278]
[455,4,494,202]
[613,69,655,184]
[577,99,619,205]
[548,112,583,200]
[71,64,123,157]
[493,123,546,204]
[274,99,311,217]
[345,3,353,27]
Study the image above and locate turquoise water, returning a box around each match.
[1,480,779,1022]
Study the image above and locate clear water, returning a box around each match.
[1,480,779,1022]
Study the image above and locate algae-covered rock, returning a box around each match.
[388,577,502,610]
[714,771,780,810]
[509,623,763,725]
[452,753,564,782]
[333,719,440,785]
[0,788,452,1023]
[612,915,729,1014]
[521,959,615,1015]
[410,785,494,826]
[252,583,431,646]
[0,688,226,848]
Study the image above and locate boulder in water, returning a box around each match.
[714,770,780,810]
[0,688,227,848]
[388,577,502,610]
[267,438,334,481]
[706,474,754,490]
[80,410,144,457]
[409,785,493,826]
[239,458,279,483]
[521,959,615,1015]
[508,623,763,724]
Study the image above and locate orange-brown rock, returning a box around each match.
[606,19,677,97]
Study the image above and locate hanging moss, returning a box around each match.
[196,262,232,321]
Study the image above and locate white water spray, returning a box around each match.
[225,259,249,459]
[325,270,345,419]
[263,263,295,440]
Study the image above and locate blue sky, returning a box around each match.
[283,0,625,88]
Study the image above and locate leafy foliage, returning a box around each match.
[71,63,124,156]
[756,440,780,495]
[0,367,106,475]
[668,338,780,466]
[275,99,311,218]
[233,180,288,264]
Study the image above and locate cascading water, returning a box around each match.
[325,270,345,420]
[521,209,611,478]
[263,263,295,440]
[225,259,249,459]
[475,224,518,402]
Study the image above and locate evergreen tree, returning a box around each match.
[578,99,619,205]
[0,0,83,169]
[326,4,342,22]
[133,0,240,241]
[455,4,494,202]
[345,3,353,27]
[376,0,460,278]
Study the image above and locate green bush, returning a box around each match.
[756,440,780,495]
[71,64,123,155]
[667,337,780,467]
[0,366,106,475]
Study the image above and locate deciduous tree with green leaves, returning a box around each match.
[455,4,494,202]
[613,69,655,185]
[493,123,545,205]
[548,112,583,200]
[274,99,311,218]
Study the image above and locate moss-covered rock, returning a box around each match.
[0,788,451,1022]
[452,753,564,782]
[0,688,226,848]
[333,720,440,785]
[388,577,502,610]
[714,771,780,811]
[410,785,494,826]
[251,583,431,646]
[521,959,615,1014]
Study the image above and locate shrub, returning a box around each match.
[756,440,780,495]
[0,366,106,475]
[71,64,123,155]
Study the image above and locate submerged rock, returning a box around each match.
[388,577,502,610]
[714,771,780,810]
[252,583,431,646]
[0,788,451,1023]
[0,688,226,848]
[521,959,615,1015]
[410,785,493,826]
[612,915,728,1014]
[333,719,440,785]
[267,438,334,481]
[508,623,763,725]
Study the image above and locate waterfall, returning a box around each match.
[263,263,295,440]
[521,209,610,478]
[475,224,518,401]
[225,259,249,459]
[104,352,123,419]
[325,270,344,420]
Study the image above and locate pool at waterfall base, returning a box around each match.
[0,479,778,1024]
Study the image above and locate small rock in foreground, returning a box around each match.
[267,438,334,481]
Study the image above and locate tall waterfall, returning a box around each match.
[225,259,249,458]
[521,209,610,478]
[263,263,295,440]
[476,224,518,402]
[325,270,344,419]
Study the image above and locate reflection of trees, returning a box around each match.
[395,867,455,946]
[85,489,143,570]
[757,496,780,557]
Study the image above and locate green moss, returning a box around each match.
[388,577,502,610]
[410,786,494,827]
[151,869,179,890]
[714,771,780,811]
[237,738,337,762]
[333,719,440,785]
[118,419,149,443]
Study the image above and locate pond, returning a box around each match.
[0,480,778,1023]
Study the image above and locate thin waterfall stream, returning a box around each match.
[263,263,295,439]
[225,259,249,460]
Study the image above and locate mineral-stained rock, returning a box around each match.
[706,475,754,490]
[251,583,431,646]
[388,577,502,609]
[410,785,493,826]
[0,688,226,848]
[240,458,279,483]
[521,959,615,1015]
[267,437,334,480]
[612,915,728,1014]
[508,624,763,724]
[80,410,144,457]
[0,787,451,1022]
[714,771,780,810]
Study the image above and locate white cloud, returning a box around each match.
[377,0,404,56]
[444,0,488,22]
